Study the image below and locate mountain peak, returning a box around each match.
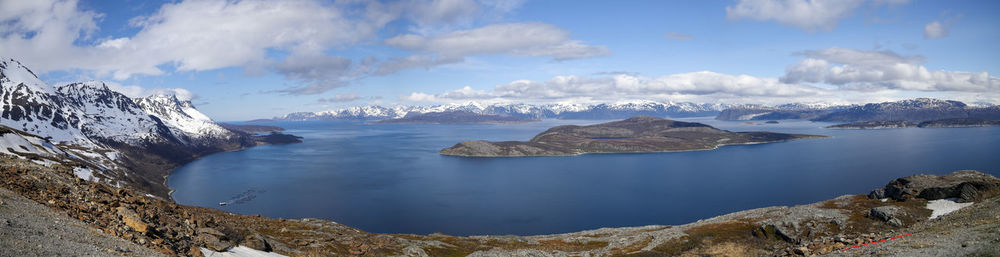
[0,57,52,94]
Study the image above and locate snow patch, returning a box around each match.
[926,198,974,219]
[201,246,287,257]
[73,167,94,181]
[31,159,57,167]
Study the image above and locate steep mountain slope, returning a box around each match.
[0,57,253,198]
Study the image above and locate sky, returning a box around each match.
[1,0,998,121]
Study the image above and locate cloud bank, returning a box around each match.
[0,0,604,95]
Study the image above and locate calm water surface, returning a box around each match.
[169,118,1000,235]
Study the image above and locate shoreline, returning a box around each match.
[162,136,299,201]
[4,156,997,256]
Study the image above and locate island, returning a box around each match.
[825,118,1000,129]
[371,110,537,124]
[440,116,825,157]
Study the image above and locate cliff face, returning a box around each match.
[441,116,824,157]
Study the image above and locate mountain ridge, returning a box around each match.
[0,57,281,198]
[272,101,731,121]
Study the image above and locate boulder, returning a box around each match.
[116,207,148,233]
[243,233,272,252]
[869,206,907,227]
[197,234,233,252]
[871,170,1000,202]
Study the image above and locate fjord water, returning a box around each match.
[169,118,1000,236]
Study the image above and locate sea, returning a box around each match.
[168,117,1000,236]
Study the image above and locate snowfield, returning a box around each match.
[926,198,974,219]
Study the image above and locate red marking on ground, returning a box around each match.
[840,233,912,252]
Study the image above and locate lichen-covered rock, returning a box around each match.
[116,206,148,233]
[869,206,907,227]
[874,170,1000,202]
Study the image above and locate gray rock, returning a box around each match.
[869,206,908,227]
[243,233,272,252]
[868,188,886,199]
[197,234,233,252]
[878,170,1000,202]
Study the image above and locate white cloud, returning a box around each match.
[664,33,694,40]
[374,55,463,76]
[924,21,947,39]
[725,0,908,32]
[781,47,998,92]
[924,14,960,39]
[0,0,565,95]
[385,22,609,61]
[272,53,377,95]
[103,81,198,101]
[399,92,440,102]
[0,0,391,81]
[408,0,482,25]
[403,72,828,103]
[318,93,361,103]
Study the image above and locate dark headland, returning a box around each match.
[440,116,825,157]
[826,118,1000,129]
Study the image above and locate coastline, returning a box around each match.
[4,156,997,256]
[162,138,297,200]
[440,136,828,157]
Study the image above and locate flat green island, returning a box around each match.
[440,116,826,157]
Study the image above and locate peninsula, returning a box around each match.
[826,118,1000,129]
[440,116,824,157]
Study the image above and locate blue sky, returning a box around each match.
[2,0,998,121]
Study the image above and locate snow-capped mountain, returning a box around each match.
[134,94,233,144]
[715,98,1000,122]
[1,58,235,146]
[1,57,245,197]
[275,100,730,121]
[812,98,998,122]
[715,102,852,121]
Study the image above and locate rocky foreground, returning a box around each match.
[441,116,824,157]
[3,153,999,256]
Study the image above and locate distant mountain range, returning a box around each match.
[275,98,1000,124]
[716,98,1000,123]
[0,57,272,197]
[272,101,730,122]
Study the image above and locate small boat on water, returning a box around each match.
[219,202,228,206]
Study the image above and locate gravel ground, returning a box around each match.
[0,187,165,257]
[824,195,1000,257]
